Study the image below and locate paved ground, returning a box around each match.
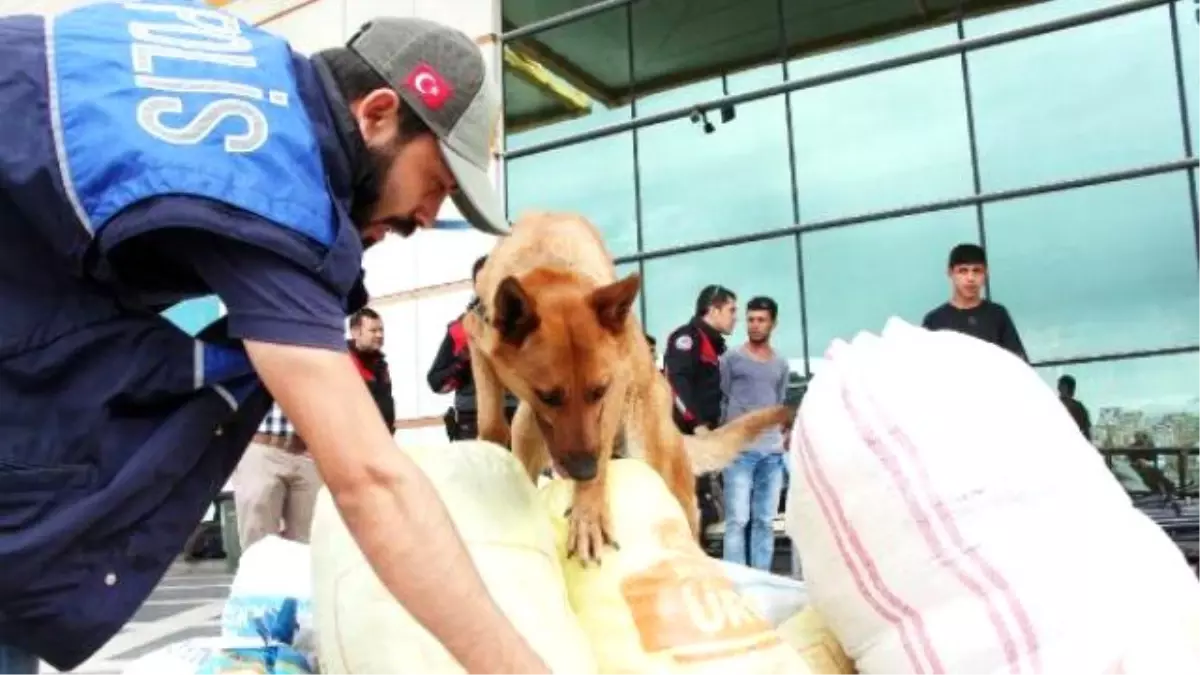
[42,560,234,674]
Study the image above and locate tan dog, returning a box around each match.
[464,212,789,563]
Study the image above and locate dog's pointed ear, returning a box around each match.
[492,276,540,346]
[591,272,641,334]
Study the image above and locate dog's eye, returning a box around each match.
[535,388,565,407]
[585,384,609,404]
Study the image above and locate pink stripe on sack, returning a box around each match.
[795,421,944,673]
[841,383,1043,673]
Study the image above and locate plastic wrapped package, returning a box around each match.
[715,559,809,627]
[121,637,312,675]
[221,536,315,668]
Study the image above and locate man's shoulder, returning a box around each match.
[667,321,696,337]
[666,322,700,353]
[923,302,952,319]
[102,195,331,266]
[982,299,1014,316]
[773,352,791,371]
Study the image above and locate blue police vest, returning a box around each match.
[0,1,364,667]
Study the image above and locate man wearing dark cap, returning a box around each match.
[922,243,1028,362]
[0,1,545,672]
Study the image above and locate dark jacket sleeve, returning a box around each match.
[997,305,1029,362]
[664,327,703,432]
[376,359,396,430]
[426,319,470,394]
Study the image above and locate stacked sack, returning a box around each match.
[786,318,1200,673]
[310,441,597,674]
[541,459,818,674]
[311,441,854,673]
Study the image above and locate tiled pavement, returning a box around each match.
[42,560,234,674]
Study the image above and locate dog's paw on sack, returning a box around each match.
[544,460,813,674]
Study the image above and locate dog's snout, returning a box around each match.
[560,452,598,481]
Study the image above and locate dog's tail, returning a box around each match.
[683,405,792,475]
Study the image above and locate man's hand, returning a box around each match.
[245,340,549,674]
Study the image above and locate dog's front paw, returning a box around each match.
[477,423,511,447]
[565,497,618,565]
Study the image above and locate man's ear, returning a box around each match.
[591,272,641,334]
[492,276,540,346]
[352,88,401,146]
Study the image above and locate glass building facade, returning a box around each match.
[499,0,1200,452]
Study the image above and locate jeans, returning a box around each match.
[0,643,37,674]
[722,450,786,571]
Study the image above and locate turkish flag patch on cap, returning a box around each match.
[404,62,453,110]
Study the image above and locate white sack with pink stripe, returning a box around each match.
[785,318,1200,674]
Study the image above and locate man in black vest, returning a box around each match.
[349,308,396,430]
[428,256,517,440]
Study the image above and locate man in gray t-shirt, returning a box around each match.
[719,296,790,571]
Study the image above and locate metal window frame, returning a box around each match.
[497,0,1200,373]
[501,0,640,42]
[609,157,1198,264]
[1167,0,1200,256]
[502,0,1175,160]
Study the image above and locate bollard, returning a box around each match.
[217,491,241,573]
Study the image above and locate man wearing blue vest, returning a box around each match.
[0,2,548,673]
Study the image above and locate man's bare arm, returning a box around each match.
[244,340,548,674]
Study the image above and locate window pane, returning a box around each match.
[965,0,1130,37]
[983,174,1200,361]
[1035,352,1199,451]
[1177,0,1199,150]
[783,0,959,71]
[637,66,793,252]
[615,260,643,322]
[802,208,979,365]
[789,52,974,223]
[503,0,610,29]
[641,238,804,370]
[787,23,957,80]
[968,6,1184,191]
[631,0,783,116]
[503,4,632,152]
[505,135,638,257]
[633,69,722,118]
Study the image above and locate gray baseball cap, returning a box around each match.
[348,18,508,236]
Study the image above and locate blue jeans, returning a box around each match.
[722,450,786,571]
[0,644,37,674]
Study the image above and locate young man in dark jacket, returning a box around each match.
[923,243,1028,362]
[665,285,738,433]
[664,285,738,532]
